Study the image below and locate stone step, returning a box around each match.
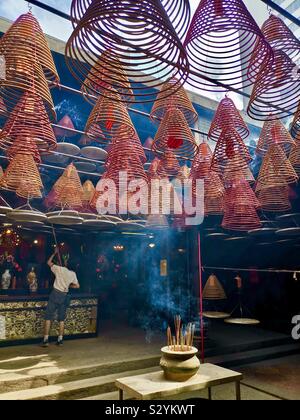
[0,367,159,401]
[0,355,160,394]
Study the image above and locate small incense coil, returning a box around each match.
[256,144,298,191]
[0,153,43,198]
[222,203,261,231]
[51,163,84,209]
[262,14,300,64]
[203,274,226,300]
[291,101,300,139]
[190,142,212,179]
[256,185,291,212]
[70,0,191,41]
[85,90,135,141]
[66,0,189,104]
[289,135,300,175]
[82,180,95,208]
[151,78,198,126]
[225,179,260,210]
[156,150,181,177]
[81,50,134,105]
[210,128,252,174]
[247,50,300,121]
[107,128,146,165]
[184,0,273,92]
[205,196,224,216]
[208,97,249,142]
[204,173,225,216]
[54,115,76,138]
[152,108,198,159]
[256,119,295,157]
[0,91,57,153]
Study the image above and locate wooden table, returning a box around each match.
[115,363,243,400]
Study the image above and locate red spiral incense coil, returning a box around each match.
[291,101,300,139]
[247,50,300,121]
[7,136,41,164]
[85,90,135,141]
[289,134,300,175]
[256,144,298,192]
[256,119,295,157]
[183,0,273,92]
[190,142,212,179]
[82,180,96,209]
[208,97,249,142]
[50,163,84,210]
[66,0,190,104]
[0,91,57,154]
[0,12,58,119]
[152,108,198,159]
[156,150,181,178]
[223,165,255,187]
[262,14,300,63]
[210,128,252,174]
[256,185,291,213]
[150,78,198,126]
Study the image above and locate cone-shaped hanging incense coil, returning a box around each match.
[147,158,161,179]
[0,153,43,198]
[247,51,300,121]
[223,165,255,187]
[262,14,300,64]
[156,150,181,178]
[289,135,300,175]
[54,115,76,138]
[0,91,57,154]
[66,0,189,104]
[210,128,252,174]
[208,97,249,142]
[81,50,134,105]
[176,165,190,181]
[82,180,95,208]
[256,186,291,212]
[291,101,300,139]
[105,127,146,166]
[256,119,295,156]
[256,144,298,191]
[190,142,213,179]
[152,108,198,159]
[204,173,225,216]
[151,78,198,126]
[203,274,226,300]
[85,90,135,141]
[183,0,273,92]
[225,179,260,209]
[70,0,191,41]
[205,196,224,216]
[51,163,84,209]
[7,136,41,163]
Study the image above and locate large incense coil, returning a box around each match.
[0,91,57,153]
[85,90,135,141]
[247,50,300,121]
[150,78,198,126]
[156,150,181,178]
[208,97,249,142]
[106,127,147,165]
[81,50,134,105]
[289,136,300,175]
[291,101,300,139]
[0,13,59,84]
[203,274,226,300]
[82,180,95,208]
[190,142,212,179]
[184,0,273,93]
[66,0,189,104]
[51,164,84,209]
[256,119,295,157]
[262,14,300,64]
[152,108,198,159]
[256,144,298,192]
[256,186,291,212]
[210,128,252,174]
[0,153,43,198]
[70,0,191,41]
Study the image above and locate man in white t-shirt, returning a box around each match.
[42,249,80,347]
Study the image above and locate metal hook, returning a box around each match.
[28,2,33,13]
[267,5,272,16]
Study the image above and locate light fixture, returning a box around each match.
[113,245,124,252]
[33,239,39,245]
[149,243,156,249]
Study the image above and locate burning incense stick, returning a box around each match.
[167,318,196,352]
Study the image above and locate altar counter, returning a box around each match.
[0,294,99,347]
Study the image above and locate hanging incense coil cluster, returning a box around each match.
[256,119,295,156]
[0,91,57,155]
[184,0,273,92]
[49,164,84,209]
[0,12,58,118]
[208,97,249,142]
[85,90,135,141]
[156,150,181,178]
[203,274,227,300]
[0,153,43,199]
[222,179,261,231]
[247,51,300,120]
[261,14,300,63]
[66,0,189,104]
[152,108,198,159]
[210,128,252,174]
[151,78,198,126]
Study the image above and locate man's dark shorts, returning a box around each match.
[45,289,69,322]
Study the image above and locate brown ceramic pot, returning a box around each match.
[160,346,200,382]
